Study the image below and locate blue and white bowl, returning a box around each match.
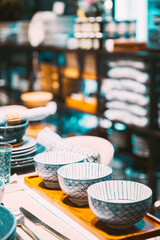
[0,205,17,240]
[57,162,113,203]
[87,180,152,229]
[34,151,85,189]
[0,179,5,203]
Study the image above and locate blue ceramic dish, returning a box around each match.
[34,151,85,189]
[87,180,152,229]
[0,205,17,240]
[57,162,113,202]
[0,120,28,143]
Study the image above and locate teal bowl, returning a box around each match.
[0,205,17,240]
[0,120,28,143]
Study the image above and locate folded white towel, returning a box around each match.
[36,128,100,162]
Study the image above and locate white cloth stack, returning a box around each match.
[36,128,100,162]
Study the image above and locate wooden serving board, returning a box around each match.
[24,175,160,240]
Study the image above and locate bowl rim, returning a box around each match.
[0,205,17,240]
[57,162,113,181]
[87,180,152,204]
[0,119,28,129]
[34,150,86,165]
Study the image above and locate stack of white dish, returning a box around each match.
[11,136,46,169]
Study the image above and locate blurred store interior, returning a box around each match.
[0,0,160,216]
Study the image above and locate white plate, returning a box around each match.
[11,143,46,162]
[12,145,37,155]
[11,156,34,163]
[12,136,37,152]
[11,159,34,166]
[64,136,114,165]
[12,147,37,158]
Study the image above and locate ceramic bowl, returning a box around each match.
[0,119,28,143]
[57,162,113,203]
[34,151,85,189]
[21,91,53,108]
[0,205,17,240]
[87,180,152,229]
[0,179,4,203]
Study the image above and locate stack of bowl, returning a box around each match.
[34,148,152,229]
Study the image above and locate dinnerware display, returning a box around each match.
[0,179,4,203]
[11,136,46,169]
[24,174,160,240]
[0,205,17,240]
[21,91,53,108]
[57,162,113,203]
[0,119,28,143]
[87,180,152,229]
[34,151,85,189]
[0,143,12,183]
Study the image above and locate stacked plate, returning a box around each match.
[11,136,46,169]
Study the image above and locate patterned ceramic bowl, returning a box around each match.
[57,162,113,203]
[87,180,152,229]
[0,119,28,143]
[34,151,85,189]
[0,205,17,240]
[0,179,4,203]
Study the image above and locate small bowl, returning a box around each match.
[0,120,28,143]
[0,179,4,203]
[34,151,85,189]
[87,180,152,229]
[57,162,113,203]
[0,205,17,240]
[21,91,53,108]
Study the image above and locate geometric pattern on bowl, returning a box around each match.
[57,162,113,200]
[34,151,85,188]
[87,180,152,229]
[0,205,17,240]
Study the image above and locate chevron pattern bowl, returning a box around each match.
[34,151,85,188]
[57,162,113,202]
[87,180,152,229]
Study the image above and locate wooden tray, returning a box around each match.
[24,175,160,240]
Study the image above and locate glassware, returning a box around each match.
[0,143,12,184]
